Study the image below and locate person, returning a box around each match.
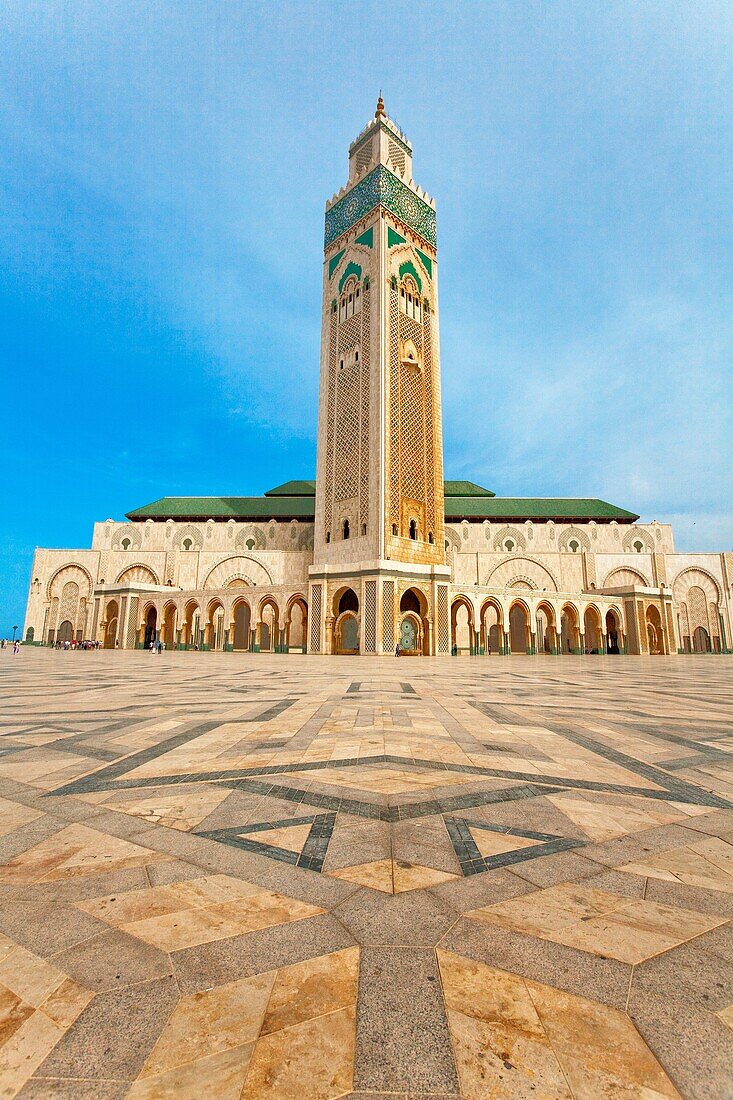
[13,640,20,655]
[158,639,164,654]
[395,643,401,657]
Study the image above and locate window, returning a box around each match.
[183,538,193,551]
[361,523,367,535]
[343,519,350,540]
[246,538,255,550]
[634,540,644,553]
[409,519,417,540]
[121,538,131,550]
[326,532,331,544]
[504,539,514,552]
[355,349,359,362]
[569,540,579,553]
[392,523,398,536]
[428,532,434,544]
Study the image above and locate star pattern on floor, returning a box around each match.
[0,650,731,1098]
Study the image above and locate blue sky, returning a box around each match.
[1,1,731,633]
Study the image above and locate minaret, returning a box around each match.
[310,99,449,655]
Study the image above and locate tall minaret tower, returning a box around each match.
[310,98,450,656]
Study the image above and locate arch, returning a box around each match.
[335,612,359,655]
[603,567,650,588]
[204,556,273,589]
[111,525,141,551]
[558,527,591,553]
[485,557,558,592]
[398,260,422,293]
[605,608,622,654]
[143,605,157,648]
[492,526,527,553]
[234,526,267,551]
[622,528,654,553]
[338,261,362,294]
[451,596,475,655]
[400,588,422,615]
[334,587,359,616]
[176,525,204,551]
[257,596,279,653]
[693,625,711,654]
[480,598,503,655]
[161,603,177,648]
[671,567,721,604]
[25,627,35,642]
[646,605,664,654]
[560,603,581,654]
[57,620,74,644]
[103,599,119,649]
[508,600,531,655]
[116,564,159,586]
[583,605,602,653]
[535,601,556,654]
[285,595,308,652]
[204,598,225,650]
[181,600,201,648]
[46,563,93,601]
[233,599,251,652]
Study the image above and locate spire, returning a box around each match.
[375,92,385,119]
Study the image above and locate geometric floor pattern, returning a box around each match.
[0,650,732,1098]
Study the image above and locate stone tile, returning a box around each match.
[17,1079,129,1098]
[173,913,356,994]
[51,929,173,992]
[440,916,632,1010]
[241,1005,356,1099]
[35,977,179,1081]
[261,946,359,1034]
[355,947,459,1093]
[334,887,458,947]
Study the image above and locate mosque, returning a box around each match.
[23,100,732,657]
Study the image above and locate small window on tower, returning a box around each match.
[183,538,193,551]
[409,519,417,540]
[326,532,331,544]
[246,538,255,550]
[343,519,350,540]
[569,540,579,553]
[121,538,131,550]
[392,523,398,536]
[355,349,359,362]
[428,532,434,544]
[634,540,644,552]
[361,523,367,535]
[504,539,514,552]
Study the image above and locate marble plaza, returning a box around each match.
[0,647,731,1097]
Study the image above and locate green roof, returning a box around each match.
[126,496,317,520]
[264,480,316,497]
[127,486,637,523]
[444,480,495,497]
[444,497,638,522]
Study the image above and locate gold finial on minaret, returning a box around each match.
[375,92,385,118]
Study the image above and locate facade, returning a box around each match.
[23,100,733,657]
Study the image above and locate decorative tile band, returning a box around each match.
[325,166,437,248]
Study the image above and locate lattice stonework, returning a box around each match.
[335,314,361,505]
[383,580,395,651]
[389,284,401,528]
[689,586,709,637]
[364,579,377,652]
[423,306,438,538]
[126,597,138,649]
[59,582,79,631]
[387,282,440,540]
[310,584,322,653]
[360,286,371,526]
[324,313,337,536]
[437,585,450,653]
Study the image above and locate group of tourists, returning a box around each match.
[52,639,100,651]
[149,640,166,654]
[0,640,21,655]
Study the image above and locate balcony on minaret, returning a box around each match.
[347,96,413,184]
